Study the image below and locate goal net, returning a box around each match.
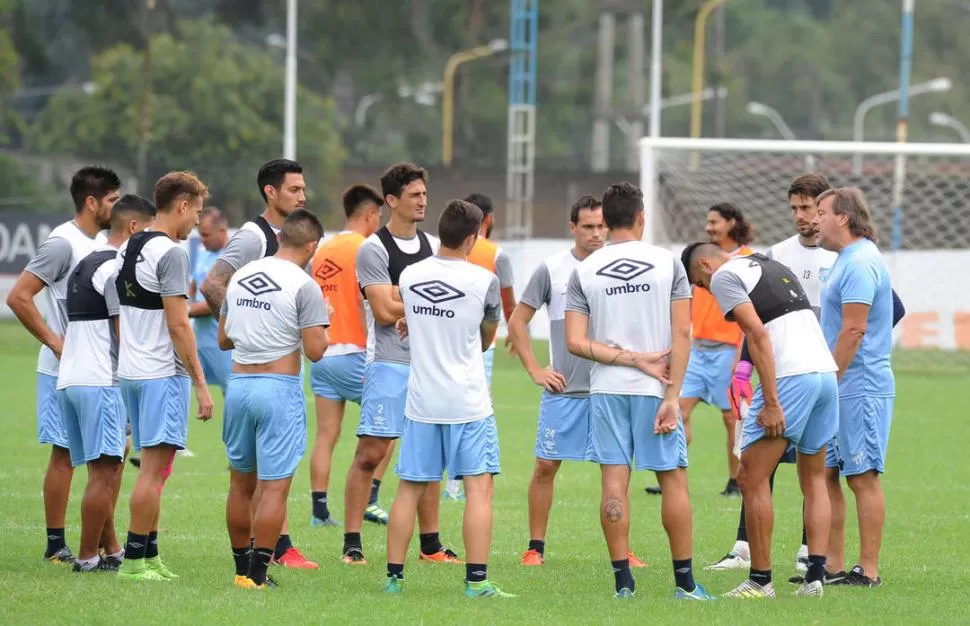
[639,137,970,373]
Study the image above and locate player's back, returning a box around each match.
[58,247,120,389]
[769,235,837,314]
[225,256,322,365]
[400,256,500,424]
[467,236,499,273]
[820,238,894,397]
[691,245,751,346]
[569,241,688,398]
[311,231,366,354]
[116,231,190,380]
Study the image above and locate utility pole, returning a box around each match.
[136,0,155,192]
[713,3,726,137]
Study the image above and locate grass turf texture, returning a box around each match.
[1,320,968,624]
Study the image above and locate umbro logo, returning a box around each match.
[596,258,655,282]
[315,259,341,282]
[238,271,282,297]
[409,280,465,305]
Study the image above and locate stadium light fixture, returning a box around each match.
[853,76,952,174]
[929,111,970,143]
[745,101,816,170]
[442,40,510,167]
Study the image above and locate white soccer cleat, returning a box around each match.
[177,449,195,458]
[723,579,776,599]
[794,580,824,597]
[705,553,751,571]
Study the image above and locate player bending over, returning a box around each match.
[564,182,714,600]
[220,210,329,590]
[682,242,838,599]
[384,199,513,598]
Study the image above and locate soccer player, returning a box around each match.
[384,199,512,598]
[200,158,317,569]
[344,162,458,565]
[57,194,156,572]
[647,203,754,497]
[815,187,895,587]
[681,242,838,598]
[708,173,836,573]
[442,192,516,501]
[113,171,214,582]
[308,184,392,527]
[220,209,329,590]
[189,207,232,395]
[509,194,642,567]
[6,165,121,564]
[564,182,713,600]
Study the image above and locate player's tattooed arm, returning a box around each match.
[603,496,623,523]
[200,259,236,316]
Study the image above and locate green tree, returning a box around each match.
[27,19,344,220]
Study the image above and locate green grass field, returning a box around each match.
[2,320,969,625]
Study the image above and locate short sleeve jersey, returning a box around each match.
[23,220,101,376]
[768,234,838,316]
[356,231,440,365]
[565,240,691,398]
[221,256,329,365]
[218,222,278,271]
[519,248,590,395]
[710,256,837,379]
[114,236,191,380]
[820,238,895,398]
[400,256,501,424]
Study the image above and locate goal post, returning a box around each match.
[639,136,970,371]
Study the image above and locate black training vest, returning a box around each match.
[67,249,118,322]
[374,226,433,286]
[116,231,169,310]
[252,216,279,257]
[725,253,811,325]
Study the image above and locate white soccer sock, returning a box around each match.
[731,540,750,559]
[446,479,462,496]
[77,555,101,571]
[108,549,125,560]
[797,544,808,558]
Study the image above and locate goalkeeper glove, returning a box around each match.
[728,360,754,421]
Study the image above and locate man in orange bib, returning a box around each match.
[308,185,391,527]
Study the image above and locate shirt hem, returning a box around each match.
[117,372,187,381]
[590,390,663,397]
[405,411,492,425]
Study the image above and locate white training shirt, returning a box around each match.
[565,240,692,398]
[222,256,329,365]
[710,256,837,379]
[23,220,101,376]
[400,255,501,424]
[112,235,191,380]
[768,234,838,315]
[57,246,121,389]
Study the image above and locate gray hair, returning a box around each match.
[816,187,878,243]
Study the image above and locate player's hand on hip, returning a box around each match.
[531,366,566,393]
[195,384,214,421]
[729,360,754,421]
[634,349,671,385]
[757,401,785,439]
[654,398,679,435]
[395,317,409,340]
[49,336,64,360]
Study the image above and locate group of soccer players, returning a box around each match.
[8,158,898,600]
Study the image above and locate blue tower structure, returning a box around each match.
[506,0,538,238]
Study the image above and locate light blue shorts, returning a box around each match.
[396,415,501,482]
[120,376,190,452]
[825,395,894,477]
[310,352,365,403]
[681,346,735,411]
[590,394,688,472]
[535,393,593,461]
[741,372,839,456]
[57,385,127,467]
[198,341,232,393]
[37,373,68,448]
[358,361,409,439]
[223,374,306,480]
[483,345,495,387]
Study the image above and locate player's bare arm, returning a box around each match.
[164,295,214,420]
[500,286,517,351]
[480,319,499,352]
[187,280,213,318]
[200,259,236,315]
[363,284,405,326]
[217,314,234,351]
[730,302,785,438]
[563,310,670,382]
[833,302,869,380]
[301,325,329,363]
[508,302,565,393]
[5,271,63,357]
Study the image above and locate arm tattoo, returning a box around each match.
[201,259,236,315]
[609,350,626,366]
[604,496,623,523]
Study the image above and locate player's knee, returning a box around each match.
[845,470,880,493]
[354,440,387,471]
[533,459,560,481]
